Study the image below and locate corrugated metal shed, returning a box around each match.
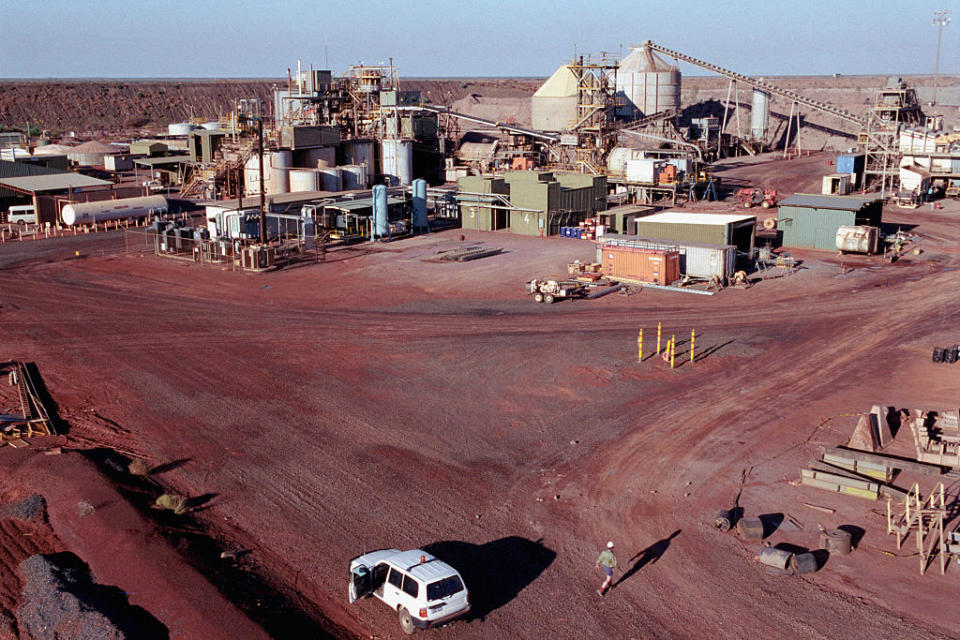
[0,173,112,193]
[133,155,192,167]
[777,193,882,249]
[633,211,756,253]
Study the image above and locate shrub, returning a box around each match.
[128,459,150,476]
[154,493,187,514]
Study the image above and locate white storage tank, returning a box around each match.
[200,122,221,130]
[289,168,320,192]
[616,43,681,118]
[168,122,197,136]
[531,65,579,131]
[62,195,169,226]
[607,147,645,176]
[318,167,342,191]
[751,89,771,139]
[836,226,880,254]
[381,140,413,186]
[341,164,368,190]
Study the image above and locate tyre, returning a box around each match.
[761,201,771,208]
[398,607,415,635]
[534,292,544,303]
[544,293,555,304]
[16,220,26,228]
[743,201,752,208]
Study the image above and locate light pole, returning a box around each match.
[932,9,951,106]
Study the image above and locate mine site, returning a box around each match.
[2,4,960,639]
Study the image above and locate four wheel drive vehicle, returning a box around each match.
[6,205,36,226]
[735,187,777,208]
[349,548,470,634]
[525,279,588,303]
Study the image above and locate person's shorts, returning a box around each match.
[602,566,613,577]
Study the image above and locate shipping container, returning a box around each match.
[626,159,665,184]
[598,236,735,282]
[600,246,680,285]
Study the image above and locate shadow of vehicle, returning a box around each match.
[424,536,555,621]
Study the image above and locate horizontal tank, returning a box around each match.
[200,122,222,130]
[607,147,645,176]
[836,226,880,254]
[168,122,197,136]
[62,196,169,226]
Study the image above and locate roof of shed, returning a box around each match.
[779,193,880,210]
[0,173,112,193]
[638,211,756,226]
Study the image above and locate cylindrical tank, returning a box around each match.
[318,167,342,191]
[342,140,375,173]
[269,151,292,194]
[340,164,368,190]
[274,168,290,194]
[531,65,579,131]
[168,122,197,136]
[819,528,853,555]
[617,44,681,118]
[289,168,320,192]
[606,147,645,176]
[200,122,221,130]
[304,146,336,168]
[243,155,265,196]
[372,184,389,239]
[381,140,413,186]
[412,178,428,232]
[757,547,794,571]
[836,226,880,254]
[751,89,771,139]
[62,195,169,226]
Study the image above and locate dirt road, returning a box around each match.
[1,197,958,638]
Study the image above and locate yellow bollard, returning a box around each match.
[670,334,675,368]
[657,322,662,355]
[638,329,643,362]
[691,329,695,363]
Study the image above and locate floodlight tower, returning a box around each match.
[932,9,951,106]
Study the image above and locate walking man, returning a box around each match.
[595,541,618,596]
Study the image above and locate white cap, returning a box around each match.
[606,541,614,548]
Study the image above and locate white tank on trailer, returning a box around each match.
[61,195,169,226]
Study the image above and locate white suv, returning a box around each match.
[349,548,470,634]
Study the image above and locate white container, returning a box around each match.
[836,225,880,254]
[381,139,413,186]
[289,168,320,192]
[598,237,736,282]
[62,195,169,226]
[625,159,663,184]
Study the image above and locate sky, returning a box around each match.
[1,0,957,79]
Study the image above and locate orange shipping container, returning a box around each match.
[601,247,680,285]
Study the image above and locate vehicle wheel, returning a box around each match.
[534,292,544,303]
[743,201,753,208]
[544,293,555,304]
[398,607,415,635]
[761,201,771,208]
[16,220,26,228]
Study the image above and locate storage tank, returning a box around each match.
[412,178,428,232]
[836,226,880,254]
[340,164,368,190]
[200,122,221,130]
[616,43,681,118]
[318,167,342,191]
[289,168,320,192]
[751,89,771,139]
[168,122,197,136]
[62,195,169,226]
[304,146,336,168]
[67,140,118,167]
[531,65,579,131]
[372,184,389,239]
[381,139,413,186]
[342,140,375,172]
[271,150,292,194]
[607,147,645,176]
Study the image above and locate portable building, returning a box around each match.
[598,204,658,234]
[598,235,736,282]
[601,246,680,285]
[457,176,509,231]
[632,211,756,255]
[821,173,852,195]
[777,193,882,250]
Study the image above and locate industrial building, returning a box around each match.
[458,171,606,236]
[631,211,756,255]
[777,194,883,250]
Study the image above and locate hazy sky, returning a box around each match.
[1,0,957,78]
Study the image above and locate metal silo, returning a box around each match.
[381,139,413,186]
[341,164,368,190]
[372,184,389,239]
[616,44,681,118]
[751,89,771,139]
[412,178,428,232]
[342,140,375,173]
[318,167,342,191]
[271,150,292,194]
[531,65,579,131]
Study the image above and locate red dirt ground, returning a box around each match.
[1,157,960,638]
